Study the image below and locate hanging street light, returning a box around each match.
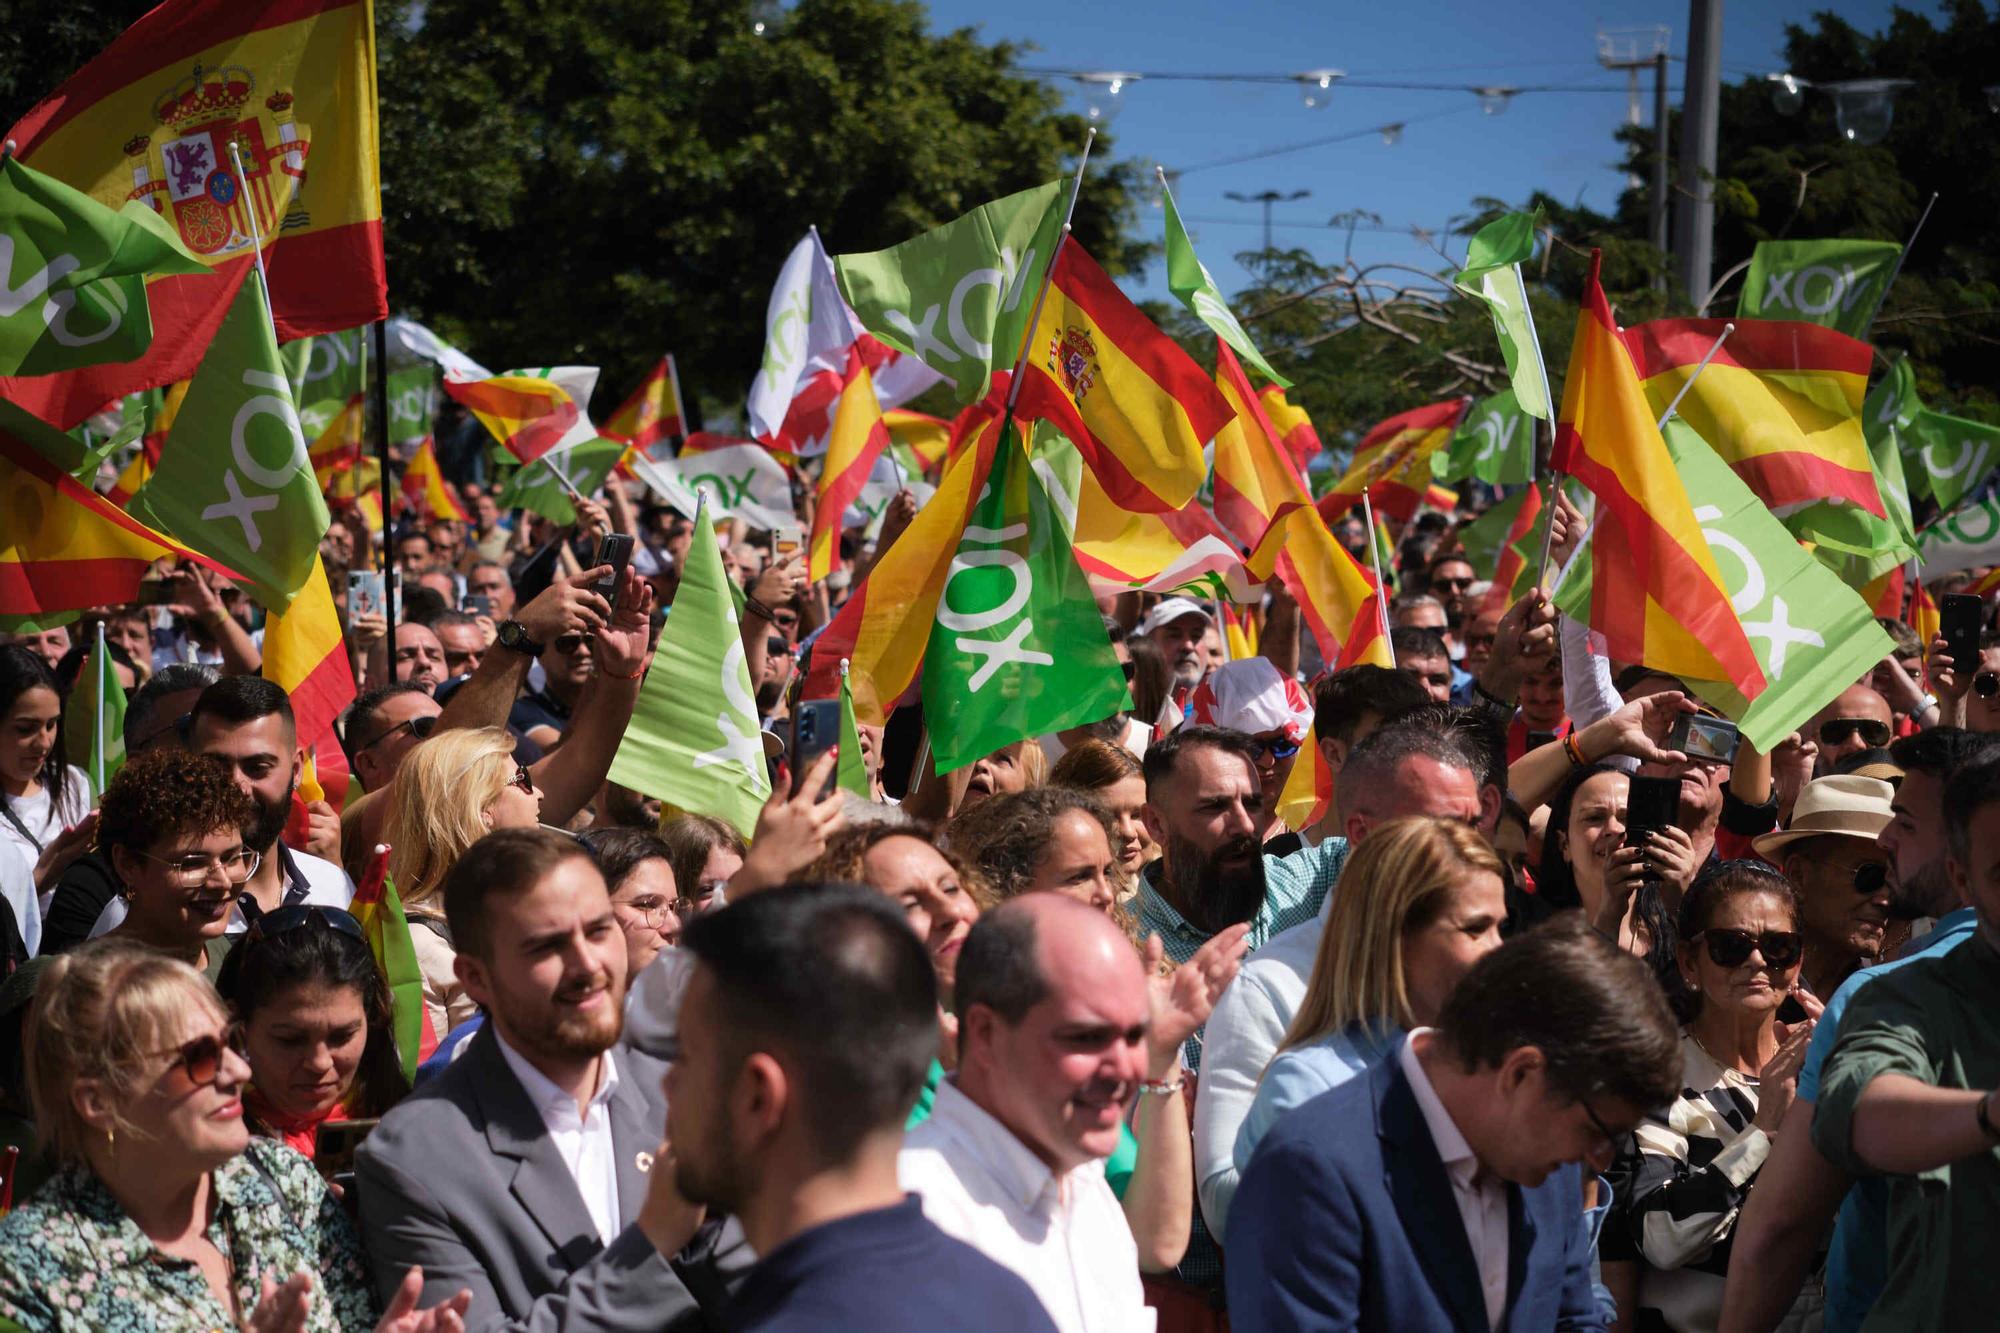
[1474,87,1517,116]
[1766,72,1808,115]
[1075,72,1142,124]
[1294,70,1345,111]
[1825,78,1914,145]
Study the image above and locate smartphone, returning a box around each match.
[1525,730,1558,752]
[772,523,804,563]
[592,533,635,609]
[462,594,493,617]
[1670,713,1741,766]
[313,1116,381,1180]
[1775,991,1810,1025]
[1623,775,1682,850]
[790,699,842,798]
[1941,593,1983,677]
[137,577,173,606]
[346,570,384,619]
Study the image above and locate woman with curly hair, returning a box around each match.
[1049,737,1155,882]
[947,786,1132,939]
[96,748,259,977]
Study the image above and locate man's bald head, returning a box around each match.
[1334,715,1486,843]
[955,893,1143,1022]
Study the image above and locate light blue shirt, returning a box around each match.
[1798,905,1978,1333]
[1234,1022,1401,1178]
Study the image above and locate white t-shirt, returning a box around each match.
[1,765,92,949]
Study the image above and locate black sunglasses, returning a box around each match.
[243,904,366,949]
[151,1022,247,1088]
[1432,576,1476,592]
[356,712,437,755]
[1977,671,1999,699]
[1691,927,1804,969]
[1818,717,1891,748]
[553,634,588,654]
[510,763,536,795]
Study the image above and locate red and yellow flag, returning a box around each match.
[1213,343,1390,670]
[1275,718,1335,832]
[1480,481,1544,617]
[1015,242,1232,513]
[604,356,685,452]
[2,0,382,427]
[1258,382,1323,468]
[885,408,952,473]
[1552,253,1764,695]
[308,399,366,487]
[399,439,465,522]
[351,844,440,1079]
[1315,398,1466,525]
[443,374,581,465]
[0,410,236,614]
[1623,318,1880,519]
[262,553,355,777]
[810,361,890,582]
[1911,577,1941,647]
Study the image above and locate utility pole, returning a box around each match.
[1597,27,1673,290]
[1225,188,1310,251]
[1675,0,1723,304]
[1652,50,1671,290]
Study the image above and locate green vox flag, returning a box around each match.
[1162,187,1290,387]
[0,154,206,375]
[835,180,1065,404]
[130,276,329,611]
[921,425,1131,774]
[1452,210,1550,421]
[1918,493,2000,574]
[1737,239,1902,339]
[1455,486,1539,584]
[1437,388,1534,485]
[837,663,869,799]
[1817,361,1923,591]
[609,503,771,835]
[63,623,126,794]
[387,366,436,447]
[288,328,368,440]
[498,437,625,525]
[1555,420,1893,751]
[1906,409,2000,516]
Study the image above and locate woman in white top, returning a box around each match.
[0,646,94,952]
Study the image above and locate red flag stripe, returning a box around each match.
[1622,317,1873,380]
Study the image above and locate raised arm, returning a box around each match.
[529,568,654,823]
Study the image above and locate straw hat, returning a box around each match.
[1752,775,1894,859]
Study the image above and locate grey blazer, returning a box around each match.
[355,1022,750,1332]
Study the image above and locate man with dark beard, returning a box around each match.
[666,884,1055,1333]
[1721,727,2000,1333]
[358,827,750,1331]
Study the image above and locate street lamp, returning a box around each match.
[1380,122,1404,147]
[1075,72,1141,124]
[1295,70,1345,111]
[1474,87,1517,116]
[1766,72,1808,115]
[1825,78,1913,145]
[1225,188,1310,251]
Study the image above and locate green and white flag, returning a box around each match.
[497,437,625,526]
[1453,209,1551,421]
[387,366,436,447]
[130,276,329,611]
[63,623,126,794]
[1556,420,1892,750]
[1907,410,2000,516]
[1162,186,1290,387]
[1918,493,2000,574]
[1816,362,1923,591]
[835,180,1065,404]
[610,503,771,835]
[1738,239,1901,339]
[1437,387,1534,485]
[922,426,1131,774]
[0,154,206,375]
[836,662,869,799]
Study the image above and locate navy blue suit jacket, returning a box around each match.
[1225,1038,1606,1331]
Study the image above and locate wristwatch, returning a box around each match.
[495,619,546,658]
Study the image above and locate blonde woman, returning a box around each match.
[1232,817,1507,1174]
[383,726,544,1037]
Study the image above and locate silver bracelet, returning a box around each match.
[1138,1077,1186,1096]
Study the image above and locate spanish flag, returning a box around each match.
[351,844,439,1080]
[1072,468,1246,597]
[0,401,234,614]
[605,356,685,453]
[1275,718,1334,832]
[1015,241,1232,514]
[1214,343,1391,670]
[801,423,1005,719]
[2,0,382,427]
[1315,397,1467,524]
[811,361,890,582]
[399,439,464,522]
[1622,317,1881,522]
[1480,481,1544,616]
[261,553,355,776]
[1552,253,1764,696]
[885,408,952,473]
[1259,381,1323,468]
[444,373,583,466]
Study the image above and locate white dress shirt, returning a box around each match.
[1399,1030,1510,1331]
[900,1079,1155,1333]
[494,1032,623,1245]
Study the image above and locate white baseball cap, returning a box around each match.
[1138,597,1214,637]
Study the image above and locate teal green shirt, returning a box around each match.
[907,1059,1137,1199]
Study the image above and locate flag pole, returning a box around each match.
[92,621,107,792]
[1213,599,1232,661]
[1359,490,1395,645]
[1864,191,1939,336]
[665,354,688,448]
[227,144,277,312]
[1653,323,1735,431]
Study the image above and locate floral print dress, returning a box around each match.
[0,1137,377,1332]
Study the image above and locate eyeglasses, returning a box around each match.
[614,894,678,928]
[355,712,437,755]
[1251,736,1301,762]
[1851,861,1889,895]
[1818,717,1891,748]
[766,636,788,656]
[1577,1096,1623,1154]
[509,764,536,795]
[1690,927,1804,969]
[136,846,260,887]
[1977,671,1999,699]
[243,904,366,949]
[150,1022,247,1088]
[553,634,589,655]
[1432,576,1476,592]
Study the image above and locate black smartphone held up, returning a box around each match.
[1941,593,1983,678]
[592,533,635,610]
[1670,712,1742,767]
[1624,775,1683,850]
[313,1116,381,1180]
[1776,991,1810,1025]
[1525,730,1559,753]
[790,699,843,798]
[462,594,493,618]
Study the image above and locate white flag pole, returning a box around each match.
[92,620,107,792]
[1359,490,1395,646]
[999,127,1097,425]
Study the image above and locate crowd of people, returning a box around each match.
[1,468,1998,1333]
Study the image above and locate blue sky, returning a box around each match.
[919,0,1929,303]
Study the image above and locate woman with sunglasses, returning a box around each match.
[1613,862,1820,1332]
[579,827,682,977]
[216,907,410,1161]
[384,726,544,1038]
[97,748,261,978]
[0,940,470,1331]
